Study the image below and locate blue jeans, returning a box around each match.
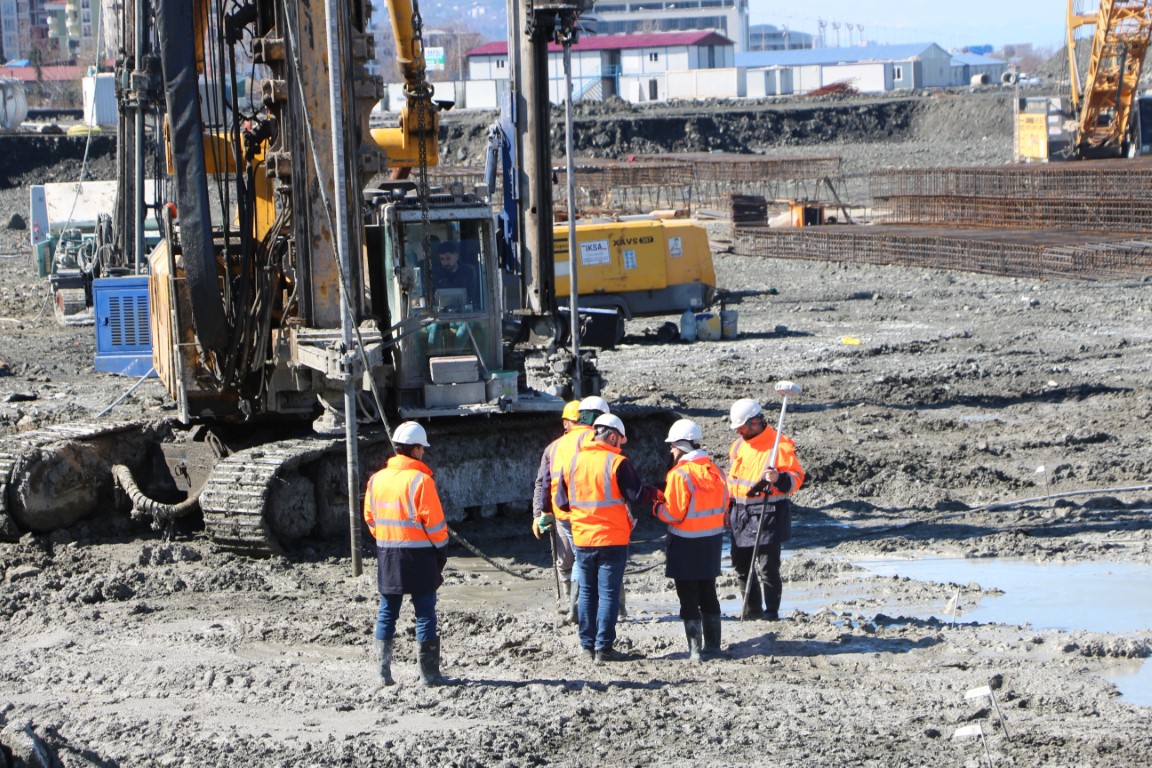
[376,591,437,642]
[575,545,627,651]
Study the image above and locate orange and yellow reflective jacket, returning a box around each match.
[567,441,632,547]
[658,452,730,538]
[363,455,448,549]
[547,423,593,520]
[726,426,805,505]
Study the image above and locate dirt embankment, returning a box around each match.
[0,135,117,190]
[438,90,1016,167]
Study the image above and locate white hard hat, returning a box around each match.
[729,398,763,429]
[665,418,702,444]
[393,420,430,447]
[578,395,610,414]
[593,413,626,438]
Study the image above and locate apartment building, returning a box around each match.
[590,0,749,52]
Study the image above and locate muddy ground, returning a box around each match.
[1,93,1151,767]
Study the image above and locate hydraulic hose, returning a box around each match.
[112,464,202,532]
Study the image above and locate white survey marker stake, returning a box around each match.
[964,682,1012,739]
[952,724,984,739]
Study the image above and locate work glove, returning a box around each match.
[532,513,554,539]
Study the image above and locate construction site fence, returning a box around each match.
[732,225,1152,281]
[872,194,1152,231]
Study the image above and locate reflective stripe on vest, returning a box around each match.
[658,458,728,538]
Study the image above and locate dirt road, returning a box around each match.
[2,93,1152,766]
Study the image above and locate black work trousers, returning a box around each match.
[674,578,720,621]
[730,540,782,617]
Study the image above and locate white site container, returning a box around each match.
[82,73,117,127]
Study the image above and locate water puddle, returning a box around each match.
[852,557,1152,633]
[850,556,1152,707]
[1102,659,1152,708]
[580,552,1151,707]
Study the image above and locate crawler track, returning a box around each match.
[199,436,346,556]
[1,408,679,552]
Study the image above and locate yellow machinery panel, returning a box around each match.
[662,219,716,288]
[148,242,180,400]
[1018,113,1050,161]
[553,218,714,300]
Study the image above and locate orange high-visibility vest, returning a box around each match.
[363,455,449,548]
[658,454,730,538]
[727,426,805,505]
[547,423,593,520]
[568,441,631,547]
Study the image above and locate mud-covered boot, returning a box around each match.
[683,619,703,661]
[418,638,446,686]
[375,638,395,685]
[559,575,573,617]
[565,581,579,625]
[763,586,782,621]
[701,613,723,659]
[618,589,628,620]
[738,577,763,620]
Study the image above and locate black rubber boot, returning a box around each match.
[738,577,763,620]
[683,619,703,661]
[618,588,628,619]
[418,638,446,686]
[763,588,782,621]
[701,613,723,659]
[375,638,395,685]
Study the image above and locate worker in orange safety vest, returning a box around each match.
[531,397,606,623]
[725,398,805,621]
[363,421,449,686]
[653,418,731,660]
[555,413,658,662]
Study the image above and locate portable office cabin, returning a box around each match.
[736,43,953,94]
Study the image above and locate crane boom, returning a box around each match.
[1068,0,1152,157]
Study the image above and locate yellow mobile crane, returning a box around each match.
[1019,0,1152,160]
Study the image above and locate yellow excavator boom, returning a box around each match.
[370,0,440,170]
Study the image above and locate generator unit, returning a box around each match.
[93,275,155,377]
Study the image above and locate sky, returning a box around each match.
[750,1,1069,52]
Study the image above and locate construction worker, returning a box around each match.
[535,395,615,624]
[725,398,805,621]
[363,421,449,686]
[531,399,585,621]
[653,419,730,660]
[556,413,658,662]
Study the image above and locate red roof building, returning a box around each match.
[0,65,88,82]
